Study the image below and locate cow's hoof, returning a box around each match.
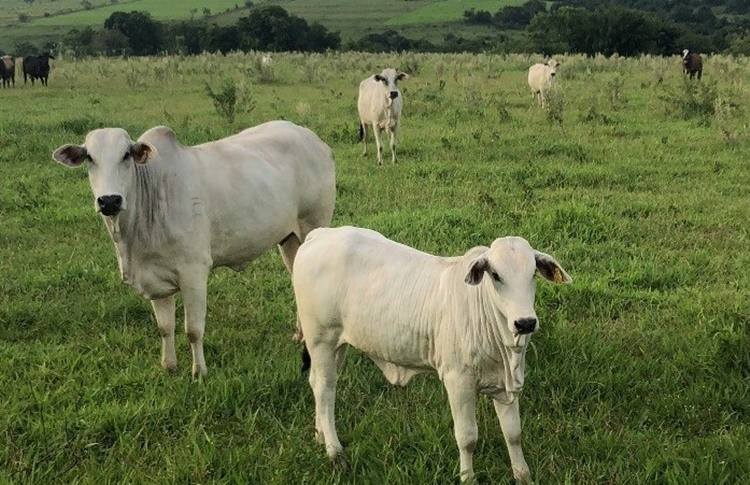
[332,453,349,471]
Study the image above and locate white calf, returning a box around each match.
[527,59,560,107]
[357,68,408,165]
[293,226,572,483]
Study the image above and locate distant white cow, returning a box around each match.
[261,53,273,67]
[53,121,336,378]
[357,68,408,165]
[293,226,572,483]
[527,59,560,107]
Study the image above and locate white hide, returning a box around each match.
[261,53,273,67]
[293,226,572,483]
[53,121,336,378]
[527,59,560,108]
[357,68,408,165]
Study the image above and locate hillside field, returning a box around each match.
[0,0,525,53]
[1,51,750,483]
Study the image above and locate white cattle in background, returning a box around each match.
[527,59,560,107]
[293,226,572,483]
[53,121,336,378]
[357,68,408,165]
[261,53,273,67]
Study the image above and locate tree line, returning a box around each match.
[464,0,750,56]
[61,6,341,57]
[7,1,750,58]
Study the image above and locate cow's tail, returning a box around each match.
[358,122,364,141]
[301,344,311,373]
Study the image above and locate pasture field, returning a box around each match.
[1,51,750,484]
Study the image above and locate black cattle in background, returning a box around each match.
[23,52,55,86]
[0,56,15,88]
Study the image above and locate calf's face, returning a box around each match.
[465,237,571,347]
[373,68,408,100]
[52,128,154,216]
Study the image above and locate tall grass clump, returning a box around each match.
[659,77,717,123]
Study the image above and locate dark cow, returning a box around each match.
[0,56,14,88]
[23,52,55,86]
[682,49,702,80]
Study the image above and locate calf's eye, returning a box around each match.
[122,152,129,162]
[491,271,502,283]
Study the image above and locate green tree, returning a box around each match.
[104,11,163,55]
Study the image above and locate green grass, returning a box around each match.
[30,0,253,26]
[1,51,750,484]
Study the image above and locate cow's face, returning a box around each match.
[682,49,690,60]
[545,59,560,78]
[465,237,571,347]
[52,128,154,217]
[373,68,408,101]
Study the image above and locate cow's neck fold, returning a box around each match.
[105,163,165,283]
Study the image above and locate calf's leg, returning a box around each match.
[308,341,346,466]
[151,296,177,372]
[493,398,531,484]
[444,374,478,482]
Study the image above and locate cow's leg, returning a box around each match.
[389,126,398,164]
[372,124,384,165]
[493,398,531,484]
[444,374,478,482]
[278,233,304,341]
[151,296,177,372]
[308,340,346,467]
[181,275,209,378]
[361,122,368,157]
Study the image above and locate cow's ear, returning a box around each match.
[374,74,383,82]
[129,142,156,164]
[52,144,89,168]
[534,251,572,284]
[465,256,489,286]
[397,72,409,81]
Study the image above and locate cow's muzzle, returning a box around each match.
[550,72,556,77]
[514,317,538,335]
[389,91,399,99]
[97,195,123,216]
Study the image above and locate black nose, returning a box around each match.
[389,91,399,99]
[97,195,123,216]
[514,318,537,335]
[550,72,556,77]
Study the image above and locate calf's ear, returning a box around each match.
[534,251,572,284]
[129,142,156,164]
[397,72,409,81]
[465,256,489,286]
[52,144,88,168]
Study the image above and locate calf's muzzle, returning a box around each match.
[389,91,399,99]
[97,195,123,216]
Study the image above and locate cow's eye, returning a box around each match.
[491,271,502,283]
[122,152,129,162]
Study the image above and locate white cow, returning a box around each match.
[53,121,336,378]
[357,68,408,165]
[261,53,273,67]
[527,59,560,107]
[293,226,572,483]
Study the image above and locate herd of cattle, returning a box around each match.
[0,52,55,87]
[45,50,702,483]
